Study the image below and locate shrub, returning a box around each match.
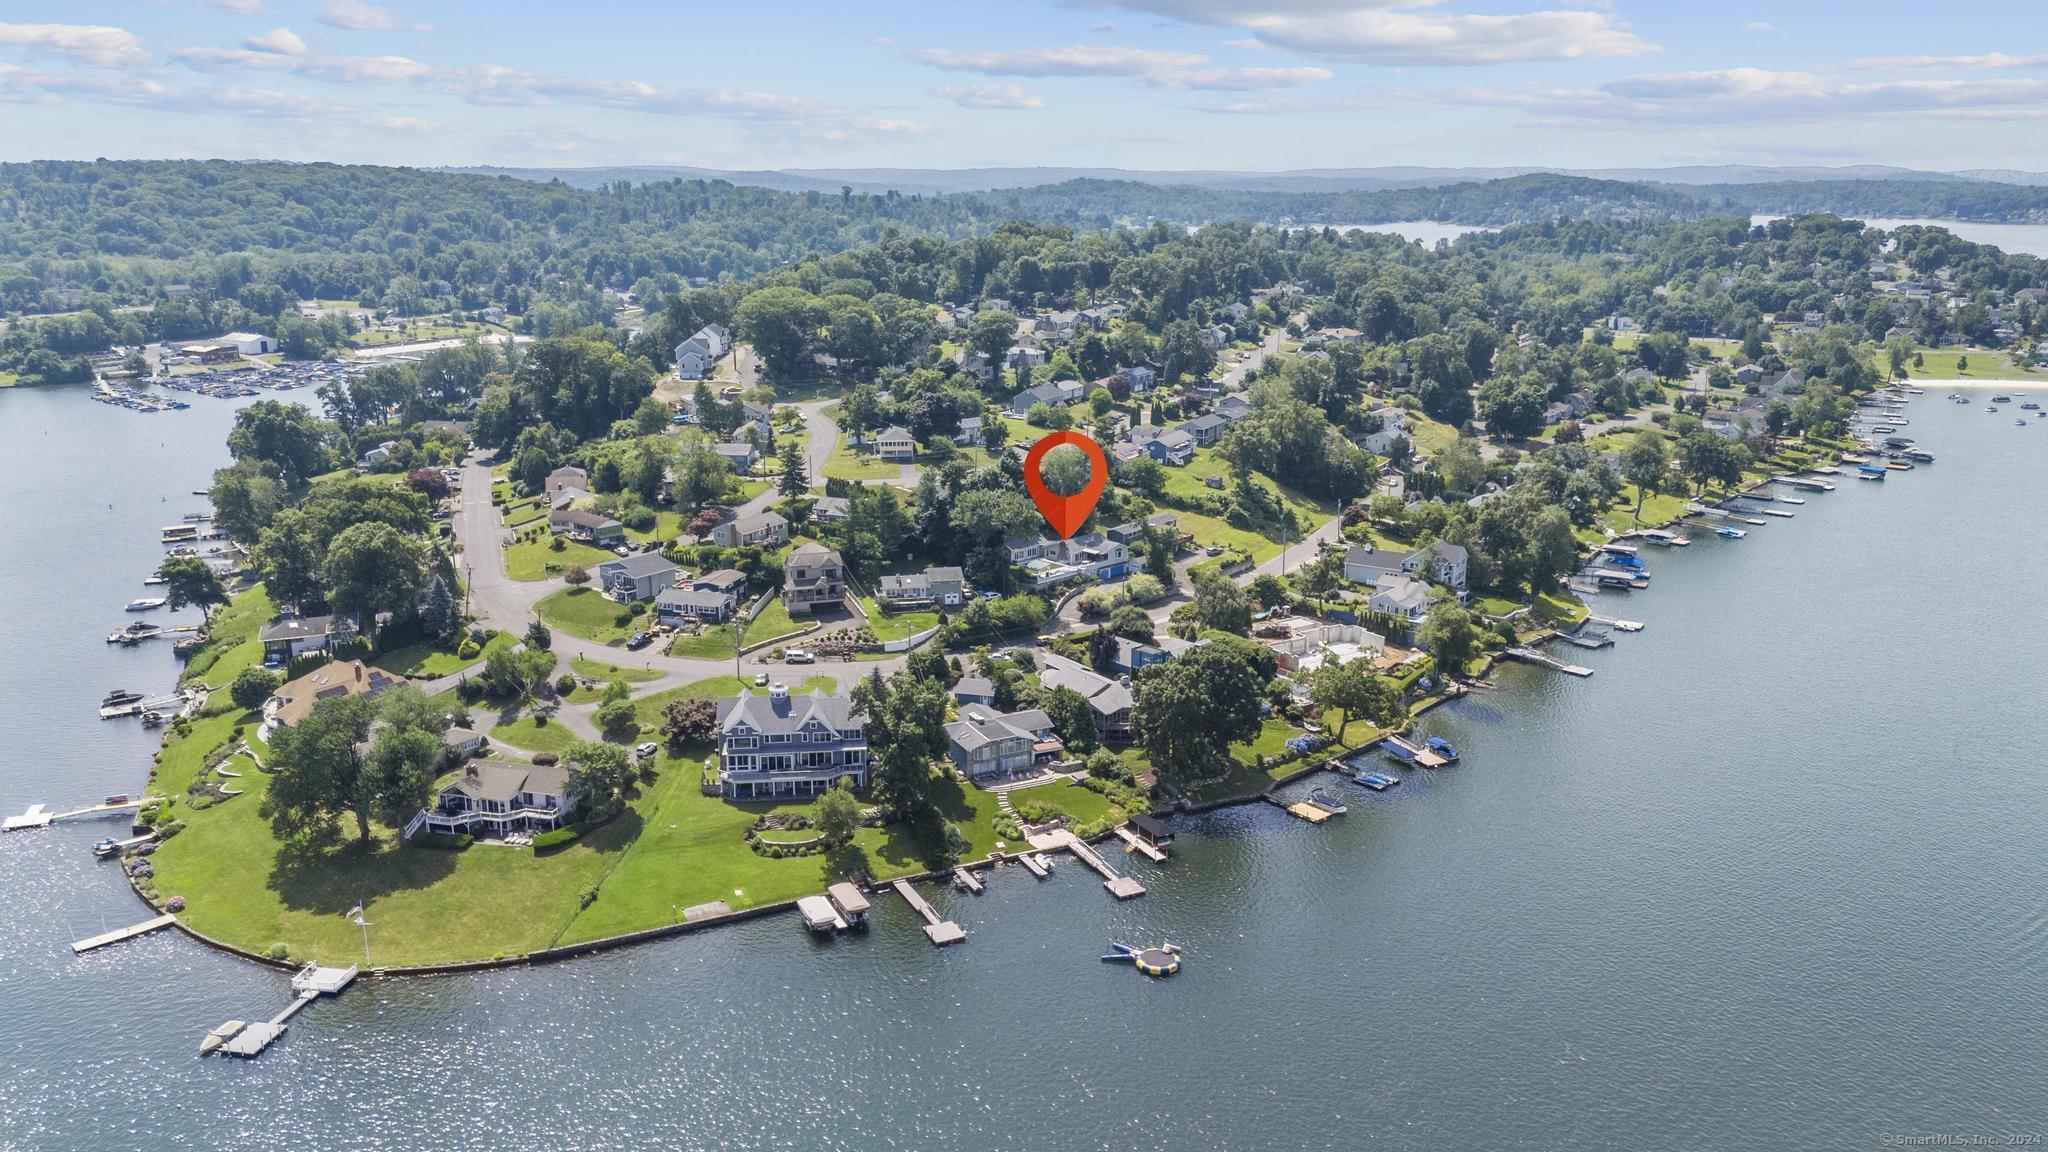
[579,885,599,908]
[532,827,581,852]
[457,638,481,660]
[412,831,473,850]
[229,666,281,711]
[532,752,560,766]
[267,942,290,961]
[555,673,578,696]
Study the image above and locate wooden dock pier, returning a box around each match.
[1064,835,1146,900]
[1773,474,1836,492]
[1019,852,1051,878]
[5,796,156,832]
[1586,615,1643,632]
[1113,825,1168,862]
[890,879,966,945]
[71,914,176,954]
[1382,734,1449,768]
[1553,628,1613,650]
[216,965,358,1058]
[1283,800,1333,824]
[1504,647,1594,677]
[951,866,985,894]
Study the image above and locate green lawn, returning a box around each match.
[572,657,664,683]
[375,631,513,680]
[858,596,938,642]
[535,587,643,646]
[1600,486,1692,536]
[1015,779,1120,828]
[821,433,903,481]
[488,711,582,756]
[506,535,614,582]
[182,585,277,689]
[741,597,808,648]
[666,624,737,659]
[1898,348,2046,380]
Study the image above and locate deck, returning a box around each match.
[1113,826,1168,862]
[890,879,966,946]
[71,914,177,955]
[1503,647,1594,677]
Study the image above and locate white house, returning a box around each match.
[874,425,916,462]
[945,705,1059,782]
[715,686,869,800]
[1369,574,1431,623]
[674,323,731,380]
[1404,542,1468,594]
[415,760,571,838]
[1362,406,1410,455]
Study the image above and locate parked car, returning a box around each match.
[634,742,659,760]
[626,632,650,650]
[612,544,633,556]
[786,649,815,664]
[754,672,770,687]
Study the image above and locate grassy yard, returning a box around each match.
[667,624,737,660]
[858,596,938,642]
[182,585,277,689]
[571,657,663,684]
[505,535,614,582]
[1599,486,1692,536]
[375,630,513,680]
[821,433,903,481]
[741,597,808,647]
[487,711,582,756]
[1898,348,2046,380]
[535,587,643,646]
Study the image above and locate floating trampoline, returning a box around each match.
[1101,940,1181,976]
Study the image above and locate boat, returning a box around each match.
[2018,419,2029,427]
[1100,940,1182,977]
[92,838,122,858]
[2023,402,2042,411]
[1906,450,1935,463]
[1987,406,2000,413]
[1638,529,1690,547]
[124,598,166,612]
[1716,526,1747,539]
[1993,395,2011,403]
[200,1021,247,1057]
[1353,771,1400,790]
[1885,460,1914,470]
[1424,736,1461,764]
[140,711,166,728]
[1307,789,1348,815]
[1857,469,1885,481]
[1954,396,1969,404]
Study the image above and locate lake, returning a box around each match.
[1754,215,2048,257]
[2,385,2043,1149]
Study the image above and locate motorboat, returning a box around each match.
[1307,789,1348,816]
[1717,526,1747,539]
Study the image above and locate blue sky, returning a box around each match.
[1,1,2044,171]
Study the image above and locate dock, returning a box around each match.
[1503,647,1594,677]
[1283,801,1333,824]
[890,879,967,945]
[1019,852,1050,878]
[1553,628,1613,650]
[219,965,358,1057]
[952,866,985,894]
[4,796,155,832]
[1774,474,1836,491]
[1064,835,1147,900]
[1586,615,1643,632]
[71,914,177,954]
[1383,734,1449,768]
[1113,825,1168,862]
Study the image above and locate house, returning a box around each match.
[1343,546,1410,587]
[1180,413,1228,446]
[1202,324,1232,350]
[1143,428,1195,466]
[1008,533,1134,587]
[874,425,917,462]
[784,543,847,615]
[1109,634,1197,675]
[1038,653,1135,741]
[807,495,851,524]
[954,415,984,444]
[549,508,625,544]
[710,510,789,548]
[1106,522,1145,545]
[959,350,994,381]
[715,685,869,799]
[219,331,275,356]
[258,615,335,662]
[595,553,680,602]
[416,759,571,837]
[673,323,731,380]
[657,585,739,623]
[1623,367,1657,389]
[1012,380,1081,413]
[1733,363,1763,385]
[877,565,966,608]
[1369,574,1431,623]
[1767,368,1807,396]
[713,442,759,474]
[1216,394,1251,422]
[1121,364,1156,394]
[1005,345,1049,370]
[441,725,486,763]
[945,704,1059,782]
[263,659,397,732]
[356,440,399,468]
[951,677,996,707]
[545,466,589,497]
[1404,541,1469,593]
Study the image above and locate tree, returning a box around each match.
[324,521,429,624]
[228,399,331,487]
[1418,591,1480,682]
[365,724,443,831]
[483,645,556,699]
[1620,429,1672,524]
[524,620,552,651]
[1133,644,1265,783]
[1107,603,1155,644]
[1041,684,1100,755]
[564,740,632,819]
[1311,659,1401,744]
[420,574,459,644]
[850,669,949,818]
[661,696,717,746]
[405,467,452,500]
[735,286,826,378]
[814,781,862,846]
[966,309,1018,368]
[1186,570,1251,635]
[776,435,807,502]
[230,666,281,711]
[563,565,591,587]
[261,694,380,846]
[906,644,949,685]
[1159,319,1216,386]
[596,699,638,739]
[157,555,226,627]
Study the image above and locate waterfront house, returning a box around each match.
[709,510,789,548]
[416,759,570,837]
[549,507,625,544]
[784,543,847,615]
[263,659,398,734]
[258,615,335,662]
[715,685,868,800]
[877,565,966,608]
[1038,652,1135,742]
[1404,542,1468,594]
[1369,575,1431,623]
[1343,546,1410,587]
[874,425,917,462]
[595,553,680,603]
[945,704,1059,782]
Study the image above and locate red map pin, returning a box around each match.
[1022,430,1108,540]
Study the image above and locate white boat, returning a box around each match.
[124,598,166,612]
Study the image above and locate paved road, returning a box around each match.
[733,399,841,520]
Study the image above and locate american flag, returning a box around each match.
[344,902,363,920]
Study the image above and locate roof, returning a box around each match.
[787,542,842,566]
[258,615,332,643]
[657,587,734,611]
[951,676,995,699]
[268,659,396,728]
[827,882,871,915]
[693,568,748,591]
[1372,575,1429,610]
[1039,653,1133,715]
[876,424,913,440]
[945,705,1053,752]
[727,510,788,534]
[551,508,620,530]
[450,759,569,804]
[925,566,964,584]
[1131,814,1174,840]
[1182,414,1227,432]
[598,553,679,580]
[716,691,864,737]
[1345,546,1407,573]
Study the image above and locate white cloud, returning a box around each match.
[1853,52,2048,71]
[1158,65,1331,90]
[1745,21,1776,32]
[1081,1,1657,65]
[1454,68,2048,124]
[244,28,307,56]
[933,82,1046,109]
[315,0,432,33]
[182,0,270,12]
[0,22,151,68]
[914,44,1206,78]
